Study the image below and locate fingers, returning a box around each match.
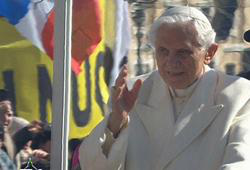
[129,79,142,101]
[32,149,49,159]
[132,79,142,96]
[115,65,128,88]
[113,65,128,100]
[112,65,143,114]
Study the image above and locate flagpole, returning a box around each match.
[51,0,72,169]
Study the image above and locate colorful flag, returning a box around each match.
[0,0,54,59]
[0,0,103,74]
[0,0,109,139]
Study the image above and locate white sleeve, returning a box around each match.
[220,100,250,170]
[79,116,129,170]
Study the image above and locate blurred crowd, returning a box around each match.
[0,89,84,170]
[0,89,51,169]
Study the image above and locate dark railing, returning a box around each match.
[129,0,156,75]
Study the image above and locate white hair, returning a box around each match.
[148,6,216,49]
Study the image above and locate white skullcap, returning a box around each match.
[148,6,216,48]
[160,6,211,26]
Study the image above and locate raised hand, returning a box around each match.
[108,65,142,137]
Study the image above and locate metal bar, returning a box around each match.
[51,0,72,169]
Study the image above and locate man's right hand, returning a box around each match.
[108,65,142,137]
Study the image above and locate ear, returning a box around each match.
[204,43,218,65]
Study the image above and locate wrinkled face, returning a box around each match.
[155,23,208,89]
[0,101,13,128]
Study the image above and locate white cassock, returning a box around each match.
[79,66,250,170]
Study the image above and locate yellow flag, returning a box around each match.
[0,18,109,139]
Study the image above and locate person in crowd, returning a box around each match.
[13,120,44,164]
[0,89,30,137]
[31,122,51,155]
[0,89,14,131]
[9,116,30,137]
[79,6,250,170]
[13,120,42,154]
[0,89,16,161]
[16,121,51,169]
[0,89,51,169]
[0,124,16,170]
[69,138,83,170]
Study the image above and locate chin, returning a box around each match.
[165,81,186,89]
[164,78,187,89]
[171,84,188,89]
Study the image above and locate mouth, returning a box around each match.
[167,71,184,76]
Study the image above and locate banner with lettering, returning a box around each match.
[0,0,110,139]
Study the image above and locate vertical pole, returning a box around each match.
[51,0,72,169]
[136,24,143,75]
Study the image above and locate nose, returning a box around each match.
[166,53,181,68]
[4,114,9,124]
[4,113,12,126]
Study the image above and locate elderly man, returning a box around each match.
[79,6,250,170]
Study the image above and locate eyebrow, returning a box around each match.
[177,49,193,53]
